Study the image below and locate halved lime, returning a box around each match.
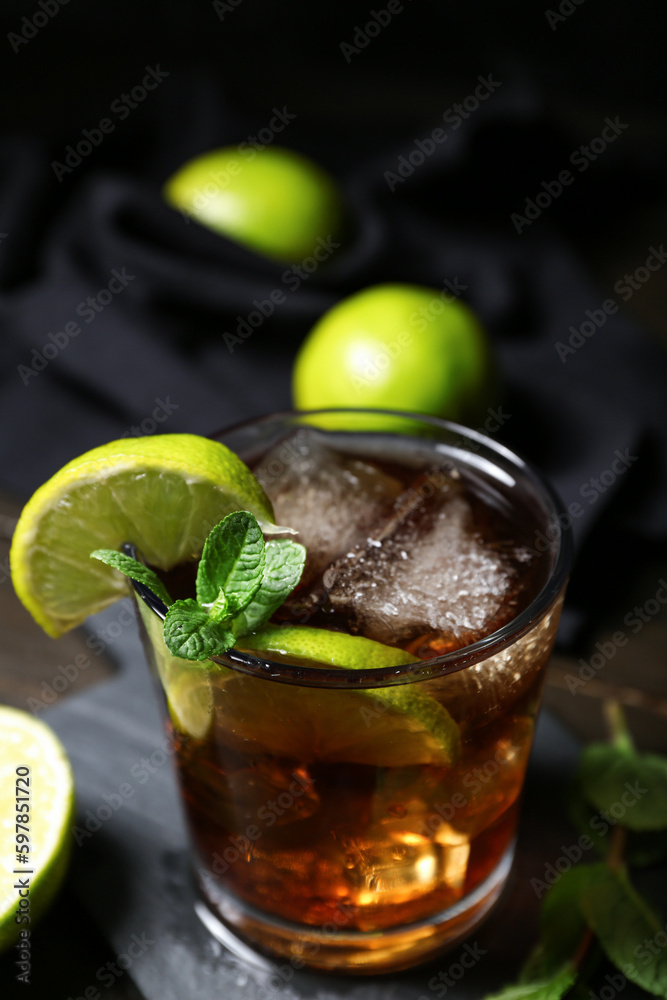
[10,435,275,637]
[140,607,460,767]
[0,706,75,952]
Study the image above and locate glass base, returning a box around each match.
[194,842,515,975]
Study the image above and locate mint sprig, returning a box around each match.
[232,539,308,635]
[195,511,265,617]
[91,511,306,661]
[163,598,235,660]
[486,703,667,1000]
[578,743,667,831]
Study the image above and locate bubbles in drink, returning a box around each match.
[325,478,526,648]
[258,431,537,653]
[169,427,563,950]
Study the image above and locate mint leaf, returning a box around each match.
[91,549,173,607]
[484,965,577,1000]
[580,865,667,997]
[196,511,265,616]
[578,743,667,831]
[233,539,306,635]
[112,512,306,663]
[521,867,595,983]
[569,776,667,867]
[164,599,235,661]
[208,587,229,623]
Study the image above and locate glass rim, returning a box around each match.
[132,408,572,690]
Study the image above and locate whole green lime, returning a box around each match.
[163,146,345,263]
[292,284,495,422]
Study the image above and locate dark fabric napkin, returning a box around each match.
[1,73,666,555]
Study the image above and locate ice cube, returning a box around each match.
[341,836,443,905]
[324,471,525,648]
[340,823,469,910]
[255,430,403,586]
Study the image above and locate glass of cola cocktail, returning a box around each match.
[134,410,570,973]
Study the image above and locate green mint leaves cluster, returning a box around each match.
[487,704,667,1000]
[91,511,306,661]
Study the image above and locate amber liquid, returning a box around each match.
[174,693,540,931]
[156,439,560,950]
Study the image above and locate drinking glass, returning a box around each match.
[131,410,571,973]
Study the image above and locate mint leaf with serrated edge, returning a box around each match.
[208,587,229,623]
[91,549,173,608]
[233,538,306,635]
[196,511,265,617]
[578,743,667,832]
[580,864,667,997]
[163,599,235,660]
[483,700,667,1000]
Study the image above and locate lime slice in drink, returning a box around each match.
[142,608,461,767]
[238,624,416,670]
[0,706,75,952]
[10,435,275,637]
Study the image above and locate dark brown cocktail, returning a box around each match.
[136,411,569,973]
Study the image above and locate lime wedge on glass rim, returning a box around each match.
[10,434,276,637]
[10,433,460,768]
[0,706,74,952]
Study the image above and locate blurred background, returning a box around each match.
[1,2,666,995]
